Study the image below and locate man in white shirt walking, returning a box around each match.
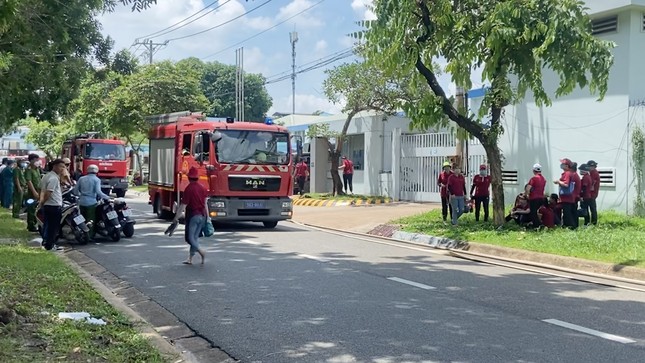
[39,159,66,251]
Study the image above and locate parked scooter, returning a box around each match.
[94,198,122,242]
[30,189,90,245]
[113,197,136,238]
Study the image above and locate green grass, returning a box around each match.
[393,209,645,268]
[0,211,31,241]
[129,184,148,193]
[0,209,168,363]
[302,192,390,202]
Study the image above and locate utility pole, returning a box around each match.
[290,31,298,124]
[235,47,245,122]
[132,39,168,65]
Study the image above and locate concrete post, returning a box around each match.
[392,128,402,201]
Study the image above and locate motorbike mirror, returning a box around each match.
[25,198,37,206]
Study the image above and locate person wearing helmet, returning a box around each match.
[470,164,491,222]
[73,164,110,240]
[525,163,546,228]
[437,161,453,223]
[60,157,74,187]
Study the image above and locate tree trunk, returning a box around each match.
[483,140,505,225]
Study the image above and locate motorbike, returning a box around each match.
[113,197,136,238]
[31,189,90,245]
[94,198,122,242]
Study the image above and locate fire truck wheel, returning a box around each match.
[155,195,173,220]
[114,189,126,198]
[262,221,278,229]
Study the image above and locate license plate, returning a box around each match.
[244,201,265,209]
[73,215,85,224]
[122,209,132,217]
[107,211,118,220]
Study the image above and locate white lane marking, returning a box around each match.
[387,277,436,290]
[542,319,636,344]
[298,254,339,265]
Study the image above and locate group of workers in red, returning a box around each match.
[438,158,600,229]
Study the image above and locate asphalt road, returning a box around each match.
[76,195,645,363]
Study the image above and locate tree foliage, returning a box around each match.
[364,0,614,224]
[309,60,416,195]
[22,118,69,159]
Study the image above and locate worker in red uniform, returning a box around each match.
[554,158,578,229]
[470,164,490,222]
[537,196,555,228]
[171,167,208,265]
[447,165,467,226]
[294,157,309,196]
[570,162,582,229]
[586,160,600,225]
[339,156,354,194]
[437,161,453,223]
[525,163,546,228]
[578,163,594,226]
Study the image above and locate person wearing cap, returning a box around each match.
[25,154,42,232]
[586,160,600,225]
[60,157,74,187]
[525,163,546,228]
[447,165,467,226]
[338,156,354,194]
[554,158,578,229]
[1,159,15,208]
[38,159,66,251]
[437,161,453,223]
[12,159,27,218]
[470,164,491,222]
[578,163,594,226]
[73,164,110,240]
[171,167,207,265]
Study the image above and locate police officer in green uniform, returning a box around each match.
[24,154,42,232]
[12,160,27,218]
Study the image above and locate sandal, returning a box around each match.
[182,260,192,265]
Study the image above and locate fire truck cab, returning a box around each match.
[148,112,295,228]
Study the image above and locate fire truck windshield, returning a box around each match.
[84,143,126,161]
[214,130,289,165]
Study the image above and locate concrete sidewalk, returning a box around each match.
[292,202,439,233]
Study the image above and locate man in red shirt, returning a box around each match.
[437,161,453,223]
[470,164,490,222]
[537,199,555,228]
[294,157,309,196]
[554,158,578,229]
[172,167,208,265]
[447,165,467,226]
[525,163,546,228]
[339,156,354,194]
[578,163,594,226]
[586,160,600,225]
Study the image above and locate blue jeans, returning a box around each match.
[450,196,465,225]
[185,215,205,257]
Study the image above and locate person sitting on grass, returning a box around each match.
[503,193,531,226]
[548,193,562,226]
[538,196,556,229]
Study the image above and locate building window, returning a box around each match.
[343,134,364,170]
[501,170,519,185]
[642,13,645,32]
[591,15,618,36]
[597,167,616,187]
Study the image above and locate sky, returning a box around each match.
[98,0,460,116]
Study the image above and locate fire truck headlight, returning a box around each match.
[282,201,292,209]
[212,201,226,209]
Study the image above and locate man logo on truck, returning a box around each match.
[246,179,266,188]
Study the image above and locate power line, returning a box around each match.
[133,39,169,64]
[201,0,328,60]
[165,0,273,42]
[138,0,233,40]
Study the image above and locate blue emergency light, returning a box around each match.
[264,117,274,125]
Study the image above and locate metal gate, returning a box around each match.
[399,133,487,203]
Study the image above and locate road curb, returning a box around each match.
[292,220,645,284]
[292,197,393,207]
[60,250,237,363]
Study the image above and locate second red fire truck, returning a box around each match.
[147,111,294,228]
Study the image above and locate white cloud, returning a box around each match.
[240,46,270,75]
[350,0,376,21]
[314,39,328,54]
[276,0,324,28]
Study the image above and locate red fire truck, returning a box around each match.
[62,133,130,197]
[147,111,294,228]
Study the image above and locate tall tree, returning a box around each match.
[23,118,70,159]
[0,0,157,131]
[364,0,614,224]
[308,61,419,195]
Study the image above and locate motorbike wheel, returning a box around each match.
[110,229,121,242]
[123,223,135,238]
[75,230,89,245]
